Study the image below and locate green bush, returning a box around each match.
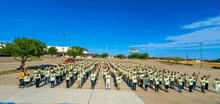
[184,64,193,66]
[177,63,183,64]
[212,66,220,69]
[26,66,40,69]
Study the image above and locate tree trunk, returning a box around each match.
[20,56,25,68]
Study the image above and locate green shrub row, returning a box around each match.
[184,64,193,66]
[212,66,220,69]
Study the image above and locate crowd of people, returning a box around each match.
[18,60,219,94]
[18,60,98,89]
[101,61,219,93]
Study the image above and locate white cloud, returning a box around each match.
[129,26,219,50]
[182,16,219,29]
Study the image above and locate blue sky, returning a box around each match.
[0,0,219,60]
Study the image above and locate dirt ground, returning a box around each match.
[0,58,219,104]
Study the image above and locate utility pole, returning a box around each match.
[106,44,108,54]
[62,34,65,63]
[199,42,202,68]
[219,33,220,66]
[156,48,157,59]
[186,52,188,64]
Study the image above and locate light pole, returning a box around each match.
[62,34,65,62]
[186,52,188,64]
[199,42,202,68]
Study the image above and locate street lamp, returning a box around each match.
[62,34,65,62]
[186,52,188,64]
[199,42,203,68]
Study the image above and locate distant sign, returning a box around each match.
[128,49,139,53]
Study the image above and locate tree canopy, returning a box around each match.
[102,53,108,58]
[67,46,83,58]
[117,54,123,59]
[139,53,149,59]
[2,37,47,67]
[94,53,108,58]
[173,58,182,63]
[164,57,173,62]
[128,53,149,59]
[48,47,58,56]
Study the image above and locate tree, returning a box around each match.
[128,54,139,59]
[139,53,149,59]
[113,55,117,58]
[0,43,4,55]
[102,53,108,58]
[128,53,148,59]
[2,37,47,68]
[173,58,181,63]
[117,54,123,59]
[94,53,99,57]
[48,47,58,57]
[67,46,83,58]
[164,57,173,63]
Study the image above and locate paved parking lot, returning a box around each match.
[0,86,144,104]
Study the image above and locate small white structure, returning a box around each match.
[108,55,114,58]
[195,59,201,62]
[45,46,93,58]
[0,44,5,49]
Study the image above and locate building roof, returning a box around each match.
[46,46,90,54]
[83,48,88,52]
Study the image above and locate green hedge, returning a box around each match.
[26,66,41,69]
[184,64,193,66]
[212,66,220,69]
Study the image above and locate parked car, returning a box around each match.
[65,58,75,62]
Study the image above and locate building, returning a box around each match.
[76,49,93,58]
[45,46,70,57]
[108,55,114,58]
[45,46,93,58]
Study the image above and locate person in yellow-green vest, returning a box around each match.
[49,71,56,88]
[213,78,219,94]
[90,71,96,89]
[65,72,70,89]
[35,71,41,88]
[200,77,206,93]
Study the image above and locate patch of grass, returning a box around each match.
[212,66,220,69]
[184,64,193,66]
[0,60,20,63]
[0,66,41,75]
[0,69,21,75]
[16,57,43,61]
[27,57,43,61]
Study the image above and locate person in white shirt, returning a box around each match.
[19,73,31,88]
